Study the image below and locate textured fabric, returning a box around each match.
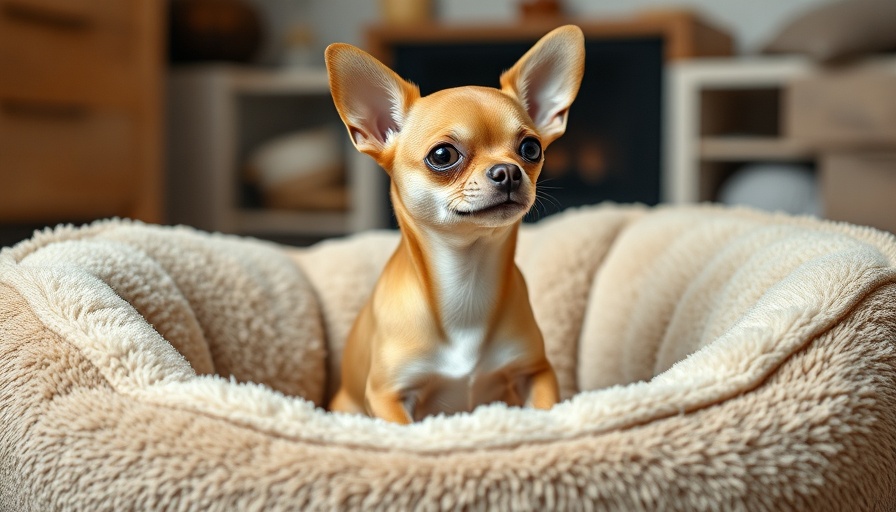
[1,204,895,510]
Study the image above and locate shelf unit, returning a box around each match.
[166,65,387,241]
[665,56,815,203]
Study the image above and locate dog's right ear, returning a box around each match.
[325,43,420,160]
[500,25,584,148]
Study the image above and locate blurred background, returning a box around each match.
[1,0,894,246]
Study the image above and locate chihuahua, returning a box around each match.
[325,25,585,424]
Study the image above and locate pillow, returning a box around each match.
[762,0,896,63]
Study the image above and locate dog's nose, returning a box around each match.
[486,164,522,193]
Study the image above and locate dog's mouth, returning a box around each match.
[454,199,525,217]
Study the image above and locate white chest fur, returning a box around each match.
[436,327,484,378]
[427,231,509,378]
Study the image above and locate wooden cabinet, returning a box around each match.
[0,0,164,223]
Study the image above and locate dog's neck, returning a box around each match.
[394,201,519,336]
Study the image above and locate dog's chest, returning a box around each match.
[407,236,526,415]
[434,326,523,379]
[434,327,481,377]
[430,245,506,377]
[430,308,524,382]
[414,329,523,420]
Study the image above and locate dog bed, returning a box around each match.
[1,204,895,510]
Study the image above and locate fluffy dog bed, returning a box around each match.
[1,204,895,510]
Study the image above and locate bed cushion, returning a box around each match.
[1,204,895,510]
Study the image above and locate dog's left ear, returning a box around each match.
[500,25,585,147]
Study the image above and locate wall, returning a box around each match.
[249,0,830,66]
[440,0,829,52]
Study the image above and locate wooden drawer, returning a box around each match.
[0,100,135,221]
[0,0,138,106]
[821,152,896,233]
[786,71,896,149]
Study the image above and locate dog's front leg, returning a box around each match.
[365,385,413,424]
[525,366,560,410]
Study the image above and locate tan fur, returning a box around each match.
[325,26,585,423]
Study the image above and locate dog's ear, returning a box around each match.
[500,25,585,147]
[326,43,420,160]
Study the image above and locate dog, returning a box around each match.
[325,25,585,423]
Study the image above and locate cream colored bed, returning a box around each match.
[1,204,894,510]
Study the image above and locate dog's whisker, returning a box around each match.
[536,190,564,212]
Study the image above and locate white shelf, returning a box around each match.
[233,209,351,236]
[229,67,331,95]
[170,64,331,95]
[699,136,814,161]
[667,56,813,88]
[665,56,815,203]
[664,55,896,231]
[166,65,388,240]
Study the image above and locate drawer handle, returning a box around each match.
[1,100,89,121]
[2,2,93,31]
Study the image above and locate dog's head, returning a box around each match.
[326,25,584,230]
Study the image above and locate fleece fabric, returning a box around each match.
[0,204,895,510]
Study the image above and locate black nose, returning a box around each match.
[486,164,522,193]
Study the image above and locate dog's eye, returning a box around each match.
[425,144,462,171]
[519,138,542,163]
